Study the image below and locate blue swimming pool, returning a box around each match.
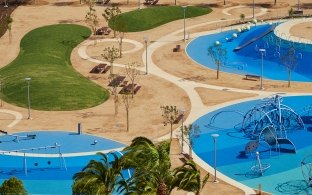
[186,23,312,82]
[0,131,126,194]
[192,95,312,194]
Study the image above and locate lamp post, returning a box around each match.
[25,77,31,119]
[138,0,140,10]
[252,0,255,19]
[182,6,187,42]
[4,0,8,7]
[259,49,266,90]
[143,36,149,75]
[211,133,219,183]
[179,108,186,154]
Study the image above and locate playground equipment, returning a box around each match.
[251,151,271,176]
[242,94,304,139]
[0,130,36,142]
[301,154,312,187]
[0,143,67,175]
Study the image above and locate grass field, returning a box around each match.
[111,6,212,32]
[0,24,109,111]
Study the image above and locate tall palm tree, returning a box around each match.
[72,152,126,195]
[121,137,173,195]
[171,161,209,195]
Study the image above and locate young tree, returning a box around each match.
[0,177,27,195]
[125,62,140,98]
[85,0,99,37]
[280,47,298,87]
[115,21,128,57]
[108,74,120,116]
[180,124,200,158]
[208,43,227,79]
[102,5,121,38]
[122,93,134,132]
[160,105,180,141]
[102,46,120,75]
[7,17,13,44]
[239,13,245,24]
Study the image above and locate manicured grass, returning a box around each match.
[0,24,109,111]
[111,6,212,32]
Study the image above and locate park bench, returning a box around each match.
[245,74,260,81]
[293,10,304,16]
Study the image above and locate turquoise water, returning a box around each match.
[0,131,126,194]
[193,96,312,194]
[186,23,312,82]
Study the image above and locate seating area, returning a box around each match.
[108,76,126,87]
[96,27,111,35]
[119,83,141,95]
[90,63,111,74]
[245,74,260,81]
[173,113,184,124]
[107,76,142,95]
[173,44,181,52]
[143,0,159,5]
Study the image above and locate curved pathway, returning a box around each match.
[274,17,312,43]
[0,109,22,128]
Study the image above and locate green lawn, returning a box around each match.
[111,6,212,32]
[0,24,109,111]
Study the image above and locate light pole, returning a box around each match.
[252,0,255,19]
[25,77,31,119]
[4,0,8,7]
[259,49,266,90]
[211,133,219,183]
[182,6,187,42]
[179,108,186,154]
[143,36,149,75]
[138,0,140,10]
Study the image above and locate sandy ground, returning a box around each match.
[0,0,311,194]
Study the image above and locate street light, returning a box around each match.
[259,49,266,90]
[182,6,187,42]
[138,0,140,10]
[143,36,149,75]
[25,77,31,119]
[179,108,186,154]
[4,0,8,7]
[252,0,255,19]
[211,133,219,183]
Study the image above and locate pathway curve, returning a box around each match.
[0,109,22,128]
[274,17,312,43]
[222,5,247,16]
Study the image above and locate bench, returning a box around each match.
[173,45,181,52]
[173,113,184,124]
[293,10,303,16]
[245,74,260,81]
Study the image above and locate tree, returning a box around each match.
[125,62,140,98]
[121,93,134,132]
[280,46,298,87]
[172,161,209,195]
[120,137,209,195]
[103,5,121,38]
[239,13,245,23]
[85,0,99,36]
[72,152,126,195]
[108,74,120,116]
[160,105,180,141]
[115,21,128,57]
[179,124,200,158]
[7,17,13,44]
[101,46,120,75]
[208,43,227,79]
[0,177,27,195]
[121,137,173,195]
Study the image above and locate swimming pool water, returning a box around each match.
[193,95,312,194]
[186,23,312,82]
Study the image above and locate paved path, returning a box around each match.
[274,17,312,43]
[0,109,22,128]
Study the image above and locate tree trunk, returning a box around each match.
[110,62,113,75]
[119,39,123,57]
[170,124,173,140]
[274,0,277,5]
[217,62,220,79]
[157,181,167,195]
[189,145,192,158]
[126,108,129,132]
[288,69,291,88]
[114,88,118,116]
[131,80,134,98]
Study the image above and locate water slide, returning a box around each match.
[233,25,276,52]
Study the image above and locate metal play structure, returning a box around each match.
[241,94,304,139]
[301,154,312,187]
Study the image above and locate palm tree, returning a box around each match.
[171,161,209,195]
[72,152,126,195]
[121,137,173,195]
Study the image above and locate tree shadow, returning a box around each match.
[276,180,312,195]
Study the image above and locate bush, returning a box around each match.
[0,177,27,195]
